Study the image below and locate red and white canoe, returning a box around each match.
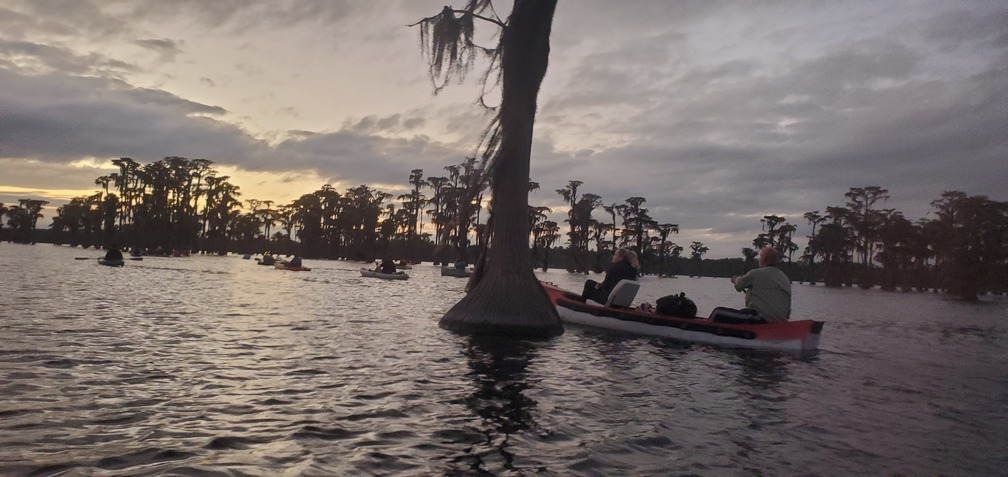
[542,282,823,352]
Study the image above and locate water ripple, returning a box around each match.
[0,245,1006,475]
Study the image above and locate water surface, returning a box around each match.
[1,244,1006,475]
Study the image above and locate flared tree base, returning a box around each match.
[439,269,563,338]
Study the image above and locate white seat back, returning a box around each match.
[606,279,640,308]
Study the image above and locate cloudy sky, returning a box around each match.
[2,1,1005,258]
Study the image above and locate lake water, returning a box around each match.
[1,244,1006,476]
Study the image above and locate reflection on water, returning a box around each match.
[451,337,538,474]
[1,244,1006,475]
[733,350,801,391]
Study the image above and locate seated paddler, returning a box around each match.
[710,247,791,323]
[378,258,396,274]
[104,243,124,261]
[581,247,639,304]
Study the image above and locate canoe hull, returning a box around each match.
[98,258,125,267]
[542,282,822,351]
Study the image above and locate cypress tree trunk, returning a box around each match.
[439,0,563,337]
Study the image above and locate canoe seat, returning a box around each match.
[606,279,640,308]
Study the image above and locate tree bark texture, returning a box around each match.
[440,0,563,337]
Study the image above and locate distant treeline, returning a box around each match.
[1,156,690,269]
[3,158,1005,300]
[720,186,1008,300]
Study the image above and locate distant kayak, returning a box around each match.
[98,258,125,267]
[360,268,409,280]
[275,262,311,271]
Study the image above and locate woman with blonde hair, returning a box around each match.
[581,248,639,304]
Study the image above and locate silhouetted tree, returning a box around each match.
[6,199,48,243]
[874,208,917,291]
[556,180,583,271]
[539,220,560,272]
[690,241,708,277]
[655,223,679,277]
[568,192,601,273]
[415,0,562,336]
[809,207,854,287]
[846,186,889,288]
[803,211,826,284]
[927,191,1008,300]
[620,197,654,256]
[602,202,622,251]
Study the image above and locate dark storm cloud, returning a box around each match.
[0,63,461,190]
[270,128,461,186]
[0,158,106,192]
[0,69,253,162]
[530,2,1008,252]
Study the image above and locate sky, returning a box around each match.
[1,0,1006,259]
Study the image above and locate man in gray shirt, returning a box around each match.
[729,247,792,322]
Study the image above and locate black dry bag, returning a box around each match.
[655,292,698,318]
